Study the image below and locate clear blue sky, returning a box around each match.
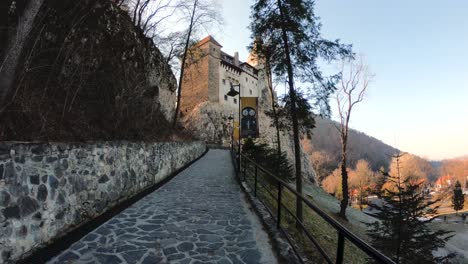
[215,0,468,160]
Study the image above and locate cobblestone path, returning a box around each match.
[49,149,278,264]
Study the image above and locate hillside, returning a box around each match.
[308,117,398,180]
[303,118,398,181]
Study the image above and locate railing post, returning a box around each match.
[336,232,345,264]
[277,181,282,228]
[234,150,239,174]
[243,157,247,180]
[254,166,258,197]
[239,155,242,179]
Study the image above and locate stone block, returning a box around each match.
[18,196,39,217]
[3,162,15,182]
[30,175,40,185]
[0,191,11,207]
[3,206,20,219]
[37,185,48,201]
[31,146,45,155]
[0,141,205,263]
[48,175,59,189]
[98,174,109,183]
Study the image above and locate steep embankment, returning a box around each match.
[0,0,177,141]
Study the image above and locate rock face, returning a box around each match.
[254,63,316,183]
[183,58,316,183]
[0,0,177,141]
[183,102,234,146]
[0,141,205,263]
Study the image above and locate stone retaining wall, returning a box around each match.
[0,141,205,263]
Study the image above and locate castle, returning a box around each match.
[179,36,316,182]
[180,36,261,118]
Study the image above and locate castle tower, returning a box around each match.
[180,35,260,117]
[180,36,222,115]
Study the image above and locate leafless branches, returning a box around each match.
[336,55,373,138]
[121,0,222,61]
[335,55,373,218]
[118,0,222,128]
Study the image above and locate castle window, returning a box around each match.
[249,89,252,95]
[224,95,228,101]
[245,77,248,82]
[222,79,226,85]
[233,98,237,104]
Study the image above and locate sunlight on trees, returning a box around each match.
[382,153,433,193]
[249,0,351,227]
[349,159,372,211]
[335,55,373,219]
[366,152,454,264]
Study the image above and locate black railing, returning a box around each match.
[238,153,395,264]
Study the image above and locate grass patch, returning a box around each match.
[243,164,369,263]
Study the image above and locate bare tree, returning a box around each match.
[336,56,373,219]
[118,0,221,127]
[172,0,197,128]
[172,0,222,127]
[116,0,175,36]
[157,31,186,65]
[316,151,337,181]
[349,159,373,211]
[322,168,342,198]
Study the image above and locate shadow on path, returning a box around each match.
[49,149,278,264]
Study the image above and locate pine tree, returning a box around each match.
[452,180,465,214]
[249,0,352,226]
[242,138,294,183]
[366,153,454,263]
[267,91,316,138]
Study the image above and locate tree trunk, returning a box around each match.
[265,56,282,156]
[339,142,349,218]
[0,0,45,109]
[277,0,303,227]
[172,0,197,128]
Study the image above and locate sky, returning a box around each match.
[213,0,468,160]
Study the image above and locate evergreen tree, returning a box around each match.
[366,153,454,264]
[452,180,465,214]
[255,39,284,178]
[267,91,316,138]
[249,0,352,226]
[242,138,294,183]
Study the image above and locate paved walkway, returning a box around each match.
[49,149,278,264]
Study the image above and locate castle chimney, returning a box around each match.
[234,52,239,66]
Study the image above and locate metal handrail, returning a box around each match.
[239,153,396,264]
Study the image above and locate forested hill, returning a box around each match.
[310,117,399,172]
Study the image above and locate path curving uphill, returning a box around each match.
[49,149,278,264]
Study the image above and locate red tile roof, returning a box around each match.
[435,175,452,185]
[196,35,223,48]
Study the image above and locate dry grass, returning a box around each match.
[243,164,369,264]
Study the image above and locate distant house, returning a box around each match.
[434,175,453,192]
